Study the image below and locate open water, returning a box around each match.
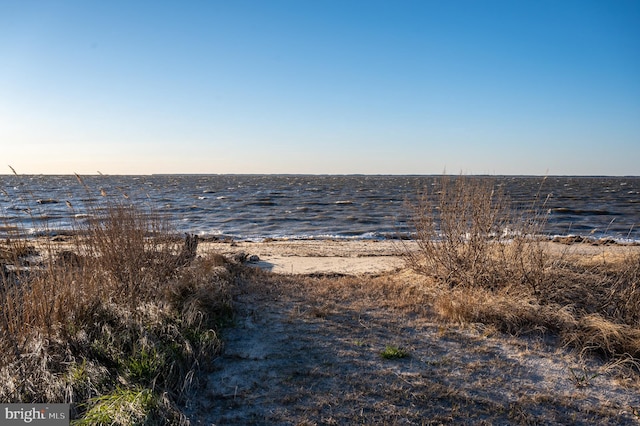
[1,175,639,242]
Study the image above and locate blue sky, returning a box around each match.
[1,0,638,175]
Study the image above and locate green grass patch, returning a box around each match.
[380,345,410,360]
[73,387,157,426]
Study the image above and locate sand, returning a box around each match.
[186,239,640,424]
[199,239,416,274]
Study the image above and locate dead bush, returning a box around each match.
[406,175,549,293]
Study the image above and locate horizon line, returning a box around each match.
[1,172,639,178]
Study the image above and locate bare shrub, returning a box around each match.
[406,175,549,293]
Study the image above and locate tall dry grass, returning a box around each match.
[407,175,640,362]
[0,176,234,423]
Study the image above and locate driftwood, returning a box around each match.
[174,233,199,268]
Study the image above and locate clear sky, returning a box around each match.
[1,0,638,175]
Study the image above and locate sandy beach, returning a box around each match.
[199,237,639,275]
[198,239,413,275]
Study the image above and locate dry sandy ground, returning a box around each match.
[182,240,640,425]
[199,239,411,275]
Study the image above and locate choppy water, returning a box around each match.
[1,175,639,242]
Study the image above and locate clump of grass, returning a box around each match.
[0,175,235,422]
[380,345,409,360]
[74,387,157,426]
[407,174,640,363]
[567,366,601,388]
[125,347,163,385]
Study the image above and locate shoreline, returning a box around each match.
[10,235,640,276]
[198,238,640,275]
